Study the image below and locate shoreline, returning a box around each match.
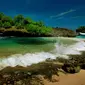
[0,37,85,85]
[44,70,85,85]
[0,38,85,70]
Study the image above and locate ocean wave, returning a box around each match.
[54,41,85,55]
[0,40,85,70]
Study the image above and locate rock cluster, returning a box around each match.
[0,71,44,85]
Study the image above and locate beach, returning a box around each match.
[0,37,85,70]
[44,70,85,85]
[0,37,85,85]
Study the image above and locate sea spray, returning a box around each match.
[0,40,85,70]
[0,53,55,69]
[54,41,85,55]
[0,52,69,70]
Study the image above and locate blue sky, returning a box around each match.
[0,0,85,30]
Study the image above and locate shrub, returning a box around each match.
[1,16,13,24]
[26,24,52,36]
[23,18,30,25]
[15,23,24,29]
[36,21,44,27]
[13,14,25,25]
[3,22,12,28]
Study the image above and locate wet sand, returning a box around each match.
[44,70,85,85]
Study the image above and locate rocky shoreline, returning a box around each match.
[0,62,62,85]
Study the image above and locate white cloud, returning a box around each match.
[50,9,76,18]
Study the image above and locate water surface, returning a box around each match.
[0,37,77,57]
[0,37,85,70]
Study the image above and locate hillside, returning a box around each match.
[0,12,76,37]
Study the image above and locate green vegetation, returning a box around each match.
[0,13,52,37]
[0,12,76,37]
[76,26,85,33]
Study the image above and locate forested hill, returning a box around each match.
[0,13,76,37]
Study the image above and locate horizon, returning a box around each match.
[0,0,85,30]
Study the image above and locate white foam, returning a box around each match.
[0,40,85,70]
[0,52,55,69]
[54,41,85,55]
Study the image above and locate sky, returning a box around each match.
[0,0,85,30]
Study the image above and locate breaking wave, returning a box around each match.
[54,41,85,55]
[0,40,85,70]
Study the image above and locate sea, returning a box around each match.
[76,35,85,39]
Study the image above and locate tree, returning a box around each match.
[36,21,44,27]
[24,17,37,25]
[15,23,24,29]
[3,22,12,28]
[26,23,52,36]
[0,12,53,37]
[76,26,85,33]
[39,26,52,36]
[0,12,4,20]
[1,16,13,26]
[14,14,24,25]
[24,17,33,23]
[23,18,29,25]
[26,24,39,35]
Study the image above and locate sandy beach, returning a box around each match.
[44,70,85,85]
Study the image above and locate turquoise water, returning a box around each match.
[0,37,56,57]
[76,35,85,39]
[0,37,77,57]
[0,37,85,70]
